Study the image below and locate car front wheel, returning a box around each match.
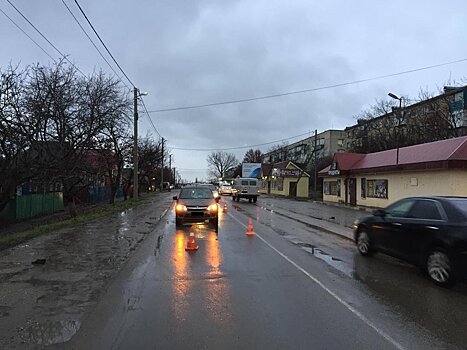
[356,229,372,256]
[426,250,454,287]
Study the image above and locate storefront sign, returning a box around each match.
[275,169,302,177]
[328,169,340,176]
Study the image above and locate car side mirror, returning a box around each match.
[372,209,386,217]
[172,196,178,201]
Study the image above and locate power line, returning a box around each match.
[0,6,56,62]
[69,1,166,151]
[6,0,87,77]
[146,57,467,113]
[73,0,135,87]
[171,131,312,151]
[60,0,130,90]
[139,97,162,138]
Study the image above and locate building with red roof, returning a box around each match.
[319,136,467,207]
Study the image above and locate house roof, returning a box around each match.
[318,152,365,174]
[319,136,467,175]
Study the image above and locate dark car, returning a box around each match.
[173,185,220,231]
[353,196,467,287]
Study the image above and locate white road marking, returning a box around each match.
[228,213,405,350]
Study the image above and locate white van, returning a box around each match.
[231,177,260,203]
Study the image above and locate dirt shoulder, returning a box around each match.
[0,192,174,349]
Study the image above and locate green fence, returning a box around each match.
[15,192,64,220]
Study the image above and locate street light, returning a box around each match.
[133,88,148,200]
[388,92,403,108]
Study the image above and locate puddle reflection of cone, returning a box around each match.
[185,231,199,251]
[245,217,256,236]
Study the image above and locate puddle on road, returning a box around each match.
[24,318,81,347]
[154,234,164,256]
[232,204,245,212]
[286,236,354,278]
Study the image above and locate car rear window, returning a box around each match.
[449,199,467,217]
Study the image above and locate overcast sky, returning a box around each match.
[2,0,467,181]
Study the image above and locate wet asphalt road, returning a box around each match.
[58,196,467,350]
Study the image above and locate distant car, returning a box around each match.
[219,184,233,195]
[353,196,467,287]
[173,185,220,231]
[162,182,171,191]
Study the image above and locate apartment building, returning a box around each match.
[262,130,347,167]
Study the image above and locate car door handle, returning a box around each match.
[425,226,439,230]
[392,222,402,226]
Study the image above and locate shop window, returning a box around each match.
[366,179,388,199]
[361,178,366,198]
[324,180,340,196]
[324,181,330,195]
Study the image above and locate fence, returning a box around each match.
[0,186,124,225]
[15,192,64,220]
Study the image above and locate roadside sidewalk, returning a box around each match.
[259,195,373,241]
[0,192,174,350]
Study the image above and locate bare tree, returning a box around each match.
[95,118,132,203]
[207,151,238,178]
[351,98,407,152]
[266,141,289,162]
[137,135,163,193]
[243,149,263,163]
[0,65,32,212]
[352,87,467,154]
[23,62,123,216]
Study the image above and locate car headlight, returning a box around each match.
[176,204,187,212]
[208,204,218,212]
[352,219,360,230]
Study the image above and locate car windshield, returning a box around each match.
[179,188,213,199]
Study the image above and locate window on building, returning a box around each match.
[366,179,388,199]
[361,178,366,198]
[324,180,340,196]
[337,139,344,146]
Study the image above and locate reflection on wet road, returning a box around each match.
[60,196,465,350]
[6,194,467,349]
[233,196,467,350]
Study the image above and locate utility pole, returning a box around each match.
[314,129,318,194]
[133,87,139,200]
[160,137,165,191]
[169,154,172,184]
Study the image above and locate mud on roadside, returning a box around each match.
[0,193,173,349]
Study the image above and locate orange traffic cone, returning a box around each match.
[245,217,256,236]
[185,231,199,251]
[223,203,228,212]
